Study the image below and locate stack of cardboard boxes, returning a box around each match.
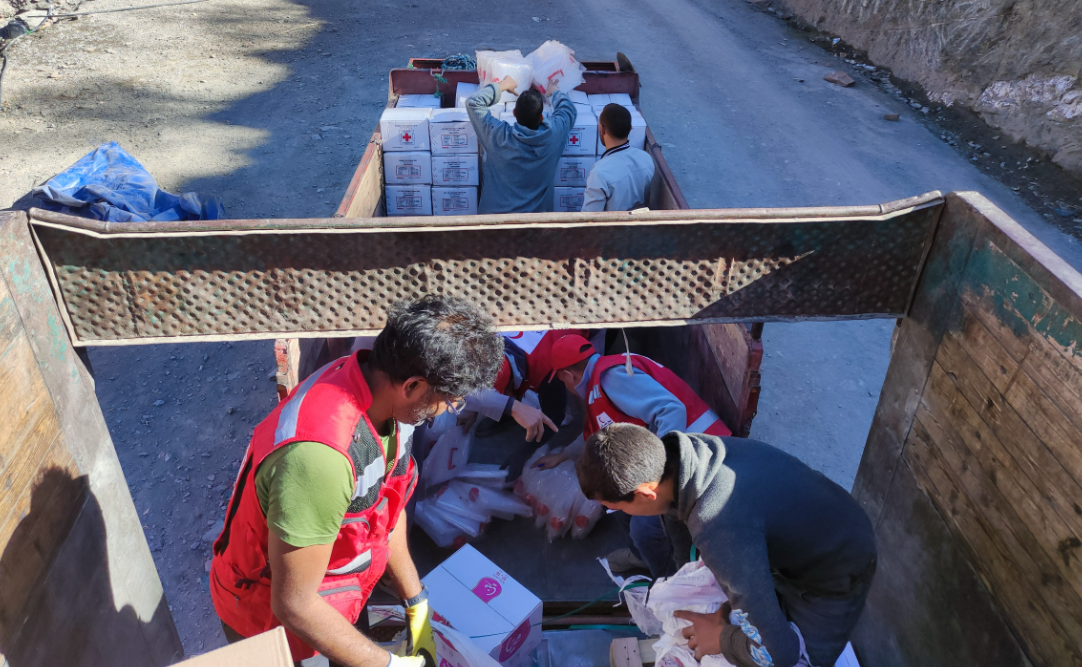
[380,84,648,216]
[381,93,479,216]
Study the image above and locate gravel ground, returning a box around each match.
[5,0,1082,656]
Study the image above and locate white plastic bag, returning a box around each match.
[515,446,548,505]
[476,49,533,95]
[432,484,490,531]
[569,495,603,539]
[647,561,734,667]
[423,421,471,489]
[541,461,581,541]
[456,463,508,489]
[526,40,586,96]
[415,499,469,549]
[599,557,663,637]
[448,479,532,520]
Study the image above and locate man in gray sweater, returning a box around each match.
[577,423,876,667]
[466,76,576,214]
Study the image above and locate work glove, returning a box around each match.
[386,653,426,667]
[404,597,437,667]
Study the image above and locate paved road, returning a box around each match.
[64,0,1082,654]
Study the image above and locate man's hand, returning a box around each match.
[675,608,727,661]
[510,401,558,442]
[457,410,478,435]
[498,75,518,93]
[403,598,436,666]
[535,451,569,470]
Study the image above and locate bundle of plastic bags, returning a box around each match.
[419,412,471,490]
[475,49,533,95]
[526,41,586,96]
[647,561,737,667]
[515,447,603,542]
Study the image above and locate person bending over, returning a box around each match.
[577,423,877,667]
[211,295,504,667]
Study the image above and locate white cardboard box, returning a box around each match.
[397,94,442,108]
[587,93,611,107]
[432,154,480,186]
[424,545,543,665]
[385,185,432,216]
[432,186,478,215]
[573,103,594,119]
[554,156,596,187]
[380,108,431,152]
[455,82,480,108]
[627,110,648,151]
[429,108,478,155]
[564,116,598,156]
[554,186,586,212]
[568,89,590,105]
[383,151,432,185]
[608,92,633,106]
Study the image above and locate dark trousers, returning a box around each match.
[774,563,874,667]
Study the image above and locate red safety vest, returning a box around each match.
[494,329,589,397]
[582,354,732,439]
[210,352,417,661]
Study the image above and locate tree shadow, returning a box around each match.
[0,467,180,666]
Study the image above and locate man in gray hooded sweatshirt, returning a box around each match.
[577,423,876,667]
[466,76,576,214]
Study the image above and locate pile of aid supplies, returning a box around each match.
[414,405,604,549]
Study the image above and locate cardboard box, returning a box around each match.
[432,154,480,186]
[176,628,291,667]
[432,186,478,215]
[608,92,633,107]
[430,108,478,155]
[424,545,543,665]
[627,110,648,151]
[568,89,590,105]
[455,82,480,108]
[385,185,432,216]
[554,186,586,212]
[573,103,594,119]
[554,156,596,187]
[397,94,442,108]
[380,108,431,152]
[383,151,432,185]
[564,116,598,156]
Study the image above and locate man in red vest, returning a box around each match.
[210,296,503,667]
[540,333,731,577]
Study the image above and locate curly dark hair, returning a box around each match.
[369,295,503,398]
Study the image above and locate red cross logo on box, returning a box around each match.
[569,134,579,145]
[402,132,412,142]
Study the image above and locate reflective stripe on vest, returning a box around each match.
[327,549,372,576]
[274,361,335,445]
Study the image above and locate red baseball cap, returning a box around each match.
[545,334,597,381]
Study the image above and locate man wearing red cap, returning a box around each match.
[542,333,731,576]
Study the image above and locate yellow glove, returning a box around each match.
[404,597,437,667]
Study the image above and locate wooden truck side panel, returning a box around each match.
[0,212,182,667]
[853,191,1082,667]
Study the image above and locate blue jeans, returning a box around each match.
[629,515,677,579]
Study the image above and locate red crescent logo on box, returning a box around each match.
[498,618,532,661]
[472,577,502,602]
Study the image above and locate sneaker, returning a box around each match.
[474,416,509,439]
[605,547,649,573]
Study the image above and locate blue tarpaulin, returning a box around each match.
[31,141,225,222]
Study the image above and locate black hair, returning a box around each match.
[514,89,545,130]
[576,423,667,502]
[369,295,504,397]
[599,103,632,141]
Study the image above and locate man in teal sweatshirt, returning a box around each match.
[466,76,576,214]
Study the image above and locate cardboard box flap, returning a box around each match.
[176,627,291,667]
[381,107,432,121]
[431,108,470,123]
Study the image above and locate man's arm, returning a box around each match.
[466,80,509,152]
[384,508,424,600]
[270,536,397,667]
[548,90,576,136]
[600,367,688,436]
[690,530,803,667]
[580,168,609,212]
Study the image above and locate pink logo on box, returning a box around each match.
[472,577,502,602]
[498,617,532,661]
